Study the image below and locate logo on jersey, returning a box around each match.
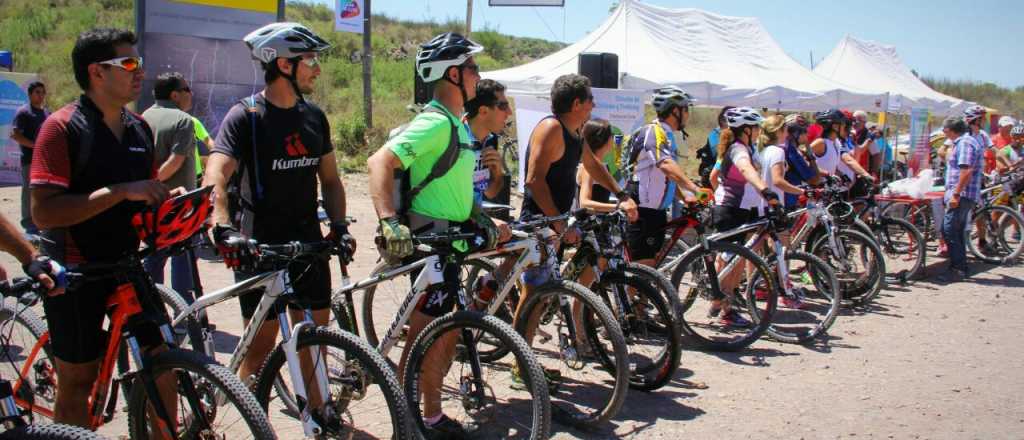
[272,156,320,170]
[284,133,309,156]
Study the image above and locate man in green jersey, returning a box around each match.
[367,32,509,439]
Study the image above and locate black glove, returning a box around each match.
[327,221,356,264]
[23,255,66,289]
[212,224,257,271]
[760,187,780,203]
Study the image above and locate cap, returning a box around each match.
[999,116,1016,127]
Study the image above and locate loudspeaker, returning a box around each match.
[578,52,618,89]
[414,64,433,105]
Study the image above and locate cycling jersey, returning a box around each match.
[213,93,331,244]
[31,95,155,264]
[193,116,210,175]
[465,124,497,205]
[758,144,786,215]
[631,120,678,210]
[386,100,475,222]
[713,142,759,210]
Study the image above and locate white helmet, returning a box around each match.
[244,22,330,64]
[416,32,484,83]
[724,107,764,128]
[651,86,696,114]
[963,105,987,123]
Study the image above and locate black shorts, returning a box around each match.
[409,259,461,318]
[626,207,668,260]
[712,205,758,244]
[42,275,168,364]
[235,255,332,321]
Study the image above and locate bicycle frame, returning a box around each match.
[169,266,330,437]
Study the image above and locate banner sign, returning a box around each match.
[510,88,646,192]
[138,0,282,137]
[907,107,930,176]
[887,94,903,113]
[0,72,37,186]
[489,0,564,6]
[334,0,365,34]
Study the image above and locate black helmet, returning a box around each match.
[416,32,484,83]
[814,109,845,125]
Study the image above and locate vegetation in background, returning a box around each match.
[921,76,1024,119]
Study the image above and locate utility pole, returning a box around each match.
[809,50,815,69]
[362,0,373,128]
[466,0,473,36]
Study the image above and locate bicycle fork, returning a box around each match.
[280,308,331,437]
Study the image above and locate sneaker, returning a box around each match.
[718,310,752,328]
[511,366,562,393]
[425,414,472,440]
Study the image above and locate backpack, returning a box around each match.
[225,96,267,231]
[388,105,463,220]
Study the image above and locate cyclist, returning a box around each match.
[577,119,619,214]
[710,107,780,327]
[997,125,1024,172]
[30,28,177,427]
[0,212,64,295]
[366,31,510,439]
[202,22,355,403]
[463,78,509,205]
[623,86,707,269]
[962,105,997,252]
[780,113,822,208]
[810,109,874,193]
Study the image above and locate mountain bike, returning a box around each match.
[331,229,552,439]
[850,184,927,283]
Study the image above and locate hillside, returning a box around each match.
[921,76,1024,118]
[0,0,564,169]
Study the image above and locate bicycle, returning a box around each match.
[155,237,414,439]
[331,229,553,438]
[851,184,927,283]
[0,263,275,439]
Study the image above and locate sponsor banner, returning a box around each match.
[144,0,279,41]
[907,107,930,176]
[335,0,365,34]
[0,72,38,186]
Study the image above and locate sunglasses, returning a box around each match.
[298,55,320,68]
[98,56,143,72]
[462,63,480,74]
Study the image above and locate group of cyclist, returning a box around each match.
[2,19,1023,440]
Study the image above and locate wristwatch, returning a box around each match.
[615,190,629,201]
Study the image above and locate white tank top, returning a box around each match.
[816,138,841,175]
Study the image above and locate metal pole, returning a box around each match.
[466,0,473,36]
[362,0,373,128]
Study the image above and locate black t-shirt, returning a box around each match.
[213,94,332,243]
[13,104,49,165]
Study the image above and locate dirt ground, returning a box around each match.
[1,175,1022,440]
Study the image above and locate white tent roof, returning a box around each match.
[814,35,968,114]
[483,0,886,111]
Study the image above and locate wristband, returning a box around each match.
[615,190,629,201]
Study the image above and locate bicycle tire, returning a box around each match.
[126,349,275,440]
[513,280,628,428]
[589,269,681,391]
[876,216,927,281]
[359,261,408,353]
[966,205,1024,264]
[754,251,841,344]
[252,326,415,439]
[669,240,778,352]
[117,284,192,403]
[809,228,886,306]
[404,311,551,439]
[0,300,56,420]
[0,423,108,440]
[621,262,682,323]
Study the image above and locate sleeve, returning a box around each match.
[212,104,249,159]
[955,142,972,168]
[385,113,446,170]
[767,148,785,169]
[11,108,28,134]
[729,144,751,165]
[192,117,209,141]
[169,116,195,156]
[644,126,674,165]
[29,116,71,188]
[982,132,994,148]
[785,146,816,181]
[319,110,334,155]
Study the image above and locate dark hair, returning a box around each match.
[717,106,735,128]
[944,116,968,135]
[27,81,45,94]
[550,74,591,114]
[263,59,291,84]
[153,72,186,100]
[582,119,613,152]
[466,79,507,119]
[72,28,137,91]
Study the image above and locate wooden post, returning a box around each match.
[466,0,473,36]
[362,0,373,128]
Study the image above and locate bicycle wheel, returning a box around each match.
[513,280,628,428]
[462,258,521,363]
[875,217,926,281]
[252,326,415,439]
[589,268,681,391]
[404,311,551,439]
[809,228,886,306]
[0,300,56,421]
[752,251,841,344]
[126,349,275,440]
[669,240,778,352]
[966,205,1024,264]
[360,262,413,362]
[117,284,192,403]
[0,423,108,440]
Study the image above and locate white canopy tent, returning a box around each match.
[483,0,886,112]
[814,35,968,115]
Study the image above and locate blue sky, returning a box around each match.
[316,0,1024,89]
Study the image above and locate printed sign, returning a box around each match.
[0,72,38,186]
[335,0,365,34]
[907,107,930,176]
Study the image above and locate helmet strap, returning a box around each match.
[443,65,469,104]
[285,58,306,103]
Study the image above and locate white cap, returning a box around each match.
[999,115,1016,127]
[853,110,868,120]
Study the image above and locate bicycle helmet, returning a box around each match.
[840,109,854,124]
[416,32,484,83]
[963,104,987,122]
[724,107,764,128]
[814,109,845,125]
[651,86,696,114]
[244,22,331,64]
[1011,124,1024,137]
[132,186,214,251]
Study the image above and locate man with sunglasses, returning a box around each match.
[202,22,353,411]
[10,81,48,234]
[142,72,198,305]
[30,28,177,427]
[464,78,510,206]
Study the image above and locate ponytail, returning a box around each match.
[716,128,735,162]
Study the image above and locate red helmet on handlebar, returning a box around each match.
[132,186,214,251]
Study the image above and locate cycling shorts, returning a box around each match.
[235,255,332,322]
[626,207,668,260]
